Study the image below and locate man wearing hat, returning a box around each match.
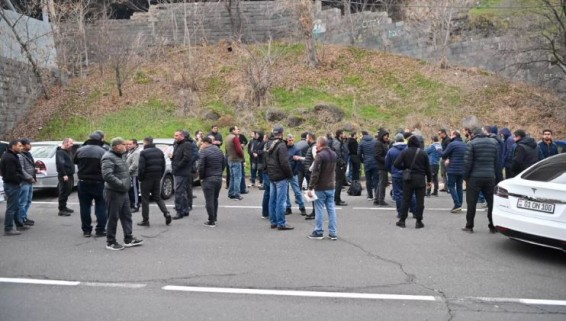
[101,137,143,250]
[74,132,108,237]
[265,126,294,230]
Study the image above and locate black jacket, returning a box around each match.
[0,149,24,185]
[172,139,193,177]
[265,138,293,181]
[56,147,75,177]
[199,145,226,179]
[463,134,499,180]
[138,144,165,181]
[74,139,106,181]
[511,137,539,176]
[375,130,389,170]
[393,147,432,186]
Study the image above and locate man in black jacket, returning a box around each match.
[171,130,193,219]
[199,136,226,227]
[1,140,25,235]
[511,129,540,178]
[56,138,75,216]
[332,129,349,206]
[374,129,390,206]
[137,137,171,227]
[265,126,294,230]
[462,127,499,234]
[74,133,107,237]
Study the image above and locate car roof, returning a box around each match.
[152,138,175,145]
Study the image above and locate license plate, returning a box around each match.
[517,199,555,214]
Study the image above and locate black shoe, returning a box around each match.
[172,215,184,220]
[241,191,249,194]
[83,231,92,237]
[285,208,292,215]
[415,221,424,229]
[305,214,315,220]
[95,231,106,237]
[58,211,71,216]
[376,201,389,206]
[124,237,144,248]
[204,221,216,228]
[277,225,294,230]
[396,220,406,228]
[23,219,35,226]
[131,207,140,213]
[106,242,125,251]
[439,188,447,192]
[431,192,438,196]
[62,207,74,213]
[300,208,307,216]
[270,224,277,229]
[488,225,497,234]
[373,200,380,205]
[16,225,30,231]
[336,201,348,206]
[183,212,190,217]
[461,227,474,233]
[137,221,150,227]
[307,231,324,240]
[165,214,172,225]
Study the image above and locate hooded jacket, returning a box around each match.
[357,134,377,170]
[265,138,293,181]
[426,142,442,165]
[375,130,389,170]
[385,142,407,179]
[498,128,515,167]
[74,139,106,181]
[512,137,539,176]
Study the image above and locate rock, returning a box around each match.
[313,104,344,122]
[287,116,304,127]
[204,110,221,121]
[265,108,287,122]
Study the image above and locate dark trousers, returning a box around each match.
[240,162,247,193]
[334,164,346,203]
[104,188,133,244]
[128,176,140,208]
[262,172,271,217]
[375,169,388,202]
[250,161,258,184]
[364,168,377,198]
[174,175,190,216]
[427,164,439,194]
[350,157,361,181]
[140,177,169,222]
[297,168,305,190]
[399,174,426,221]
[186,172,194,210]
[3,183,21,231]
[202,176,222,222]
[465,177,495,229]
[58,176,74,210]
[78,180,107,234]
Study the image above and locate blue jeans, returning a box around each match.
[392,177,415,218]
[78,180,107,234]
[447,173,464,208]
[313,189,337,236]
[240,162,247,193]
[269,179,288,227]
[18,182,33,222]
[4,183,21,231]
[286,175,305,210]
[250,161,258,184]
[364,168,377,198]
[261,172,271,217]
[174,175,190,215]
[228,161,242,198]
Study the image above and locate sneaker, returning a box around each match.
[137,221,150,227]
[106,242,125,250]
[4,230,22,236]
[261,216,268,220]
[165,214,172,225]
[277,225,294,230]
[95,231,106,237]
[478,202,487,209]
[367,197,373,201]
[204,221,216,228]
[124,237,144,248]
[58,211,71,217]
[285,208,292,215]
[62,207,74,213]
[307,232,324,240]
[83,231,92,237]
[488,225,497,234]
[23,219,35,226]
[461,227,474,233]
[270,224,277,229]
[305,214,315,220]
[450,207,462,213]
[396,220,406,228]
[328,234,338,241]
[299,208,307,216]
[16,225,30,231]
[415,221,425,229]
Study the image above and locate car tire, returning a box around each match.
[161,174,174,200]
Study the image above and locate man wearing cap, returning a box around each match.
[74,133,108,237]
[56,138,75,216]
[102,137,143,250]
[1,140,25,235]
[265,126,294,230]
[225,126,245,200]
[18,138,36,226]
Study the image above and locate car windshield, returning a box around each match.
[521,154,566,183]
[30,145,57,158]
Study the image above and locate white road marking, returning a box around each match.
[162,285,438,301]
[0,277,79,286]
[83,282,146,288]
[472,297,566,306]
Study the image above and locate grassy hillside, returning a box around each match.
[10,42,565,141]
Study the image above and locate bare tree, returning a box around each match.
[224,0,243,42]
[283,0,319,67]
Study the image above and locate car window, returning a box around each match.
[30,145,57,158]
[521,154,566,183]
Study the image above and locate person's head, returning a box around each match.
[361,130,369,136]
[272,126,284,138]
[211,125,218,133]
[350,131,357,139]
[20,138,31,152]
[128,139,138,150]
[431,135,439,143]
[143,136,154,146]
[306,132,316,143]
[407,135,420,148]
[229,126,240,135]
[335,129,344,140]
[301,132,308,140]
[482,125,492,135]
[201,136,213,147]
[513,129,526,142]
[316,136,328,151]
[394,133,404,143]
[403,131,412,140]
[111,137,127,154]
[89,132,102,141]
[542,129,553,142]
[380,130,390,142]
[174,130,186,143]
[438,129,447,139]
[94,130,105,141]
[195,130,203,139]
[9,140,22,153]
[62,138,74,151]
[287,134,295,146]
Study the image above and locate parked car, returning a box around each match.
[493,153,566,252]
[30,141,81,189]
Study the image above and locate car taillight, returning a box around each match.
[494,186,508,199]
[35,160,46,174]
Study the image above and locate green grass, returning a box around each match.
[272,87,354,111]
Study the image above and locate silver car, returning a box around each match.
[29,141,81,189]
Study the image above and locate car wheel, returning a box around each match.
[161,174,174,200]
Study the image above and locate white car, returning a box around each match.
[493,153,566,252]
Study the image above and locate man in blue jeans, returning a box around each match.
[307,136,338,240]
[442,130,467,213]
[225,126,245,200]
[265,126,294,230]
[18,138,36,226]
[286,134,307,215]
[1,140,25,236]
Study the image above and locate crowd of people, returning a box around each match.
[0,122,560,249]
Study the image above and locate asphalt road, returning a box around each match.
[0,184,565,321]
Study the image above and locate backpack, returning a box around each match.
[347,180,362,196]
